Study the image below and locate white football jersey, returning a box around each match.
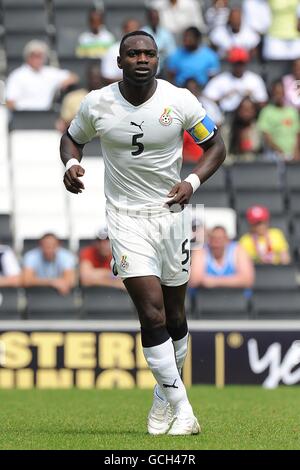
[68,79,213,215]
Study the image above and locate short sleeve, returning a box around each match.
[257,107,272,133]
[2,248,21,276]
[5,69,22,102]
[182,89,217,144]
[59,249,76,270]
[68,92,97,144]
[23,250,39,270]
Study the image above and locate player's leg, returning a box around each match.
[123,275,192,434]
[162,282,189,377]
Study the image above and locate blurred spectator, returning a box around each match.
[183,78,223,161]
[142,7,177,73]
[151,0,205,37]
[76,8,115,59]
[240,206,291,264]
[56,65,102,133]
[283,58,300,110]
[209,6,260,58]
[257,79,300,161]
[6,40,78,111]
[79,226,124,289]
[203,47,268,112]
[189,226,254,288]
[205,0,230,33]
[0,243,21,287]
[242,0,271,36]
[167,27,220,87]
[229,97,262,160]
[101,18,141,84]
[23,233,76,295]
[263,0,300,60]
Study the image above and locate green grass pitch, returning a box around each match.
[0,386,299,450]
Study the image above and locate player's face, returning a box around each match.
[118,36,159,85]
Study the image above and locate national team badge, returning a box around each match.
[120,255,129,271]
[159,107,173,126]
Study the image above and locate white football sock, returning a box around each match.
[156,333,189,401]
[173,332,189,376]
[143,337,189,411]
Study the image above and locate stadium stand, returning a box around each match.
[193,288,249,319]
[25,286,80,319]
[0,287,23,319]
[81,286,137,319]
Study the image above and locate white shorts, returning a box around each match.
[106,207,192,286]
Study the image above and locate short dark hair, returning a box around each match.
[119,30,156,55]
[184,26,202,40]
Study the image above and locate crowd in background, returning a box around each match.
[1,0,300,298]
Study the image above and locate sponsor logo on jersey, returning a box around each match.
[120,255,129,271]
[159,107,173,126]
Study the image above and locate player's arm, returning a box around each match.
[60,92,97,194]
[60,132,86,194]
[167,122,226,206]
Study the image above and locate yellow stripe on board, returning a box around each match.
[215,333,225,388]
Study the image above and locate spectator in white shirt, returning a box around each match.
[242,0,271,36]
[101,18,141,84]
[203,47,268,113]
[0,244,21,287]
[76,8,115,59]
[205,0,230,33]
[151,0,205,37]
[210,6,260,58]
[6,40,78,111]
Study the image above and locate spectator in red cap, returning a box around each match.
[79,226,124,289]
[203,47,268,113]
[209,6,260,58]
[239,206,290,264]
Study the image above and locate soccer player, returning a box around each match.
[60,31,226,435]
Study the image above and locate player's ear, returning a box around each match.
[117,56,122,69]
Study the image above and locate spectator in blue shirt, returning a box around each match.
[142,7,177,74]
[166,26,220,87]
[22,233,76,295]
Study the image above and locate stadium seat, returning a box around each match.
[193,288,249,318]
[83,137,102,157]
[291,216,300,260]
[59,58,100,84]
[3,5,48,33]
[252,290,300,318]
[9,111,58,130]
[233,190,285,215]
[0,214,12,244]
[5,33,50,61]
[285,163,300,191]
[288,192,300,215]
[180,164,226,191]
[190,190,230,207]
[0,288,23,319]
[78,238,94,249]
[230,162,281,191]
[25,287,81,319]
[68,157,106,245]
[237,214,290,239]
[104,2,146,37]
[254,265,298,290]
[81,286,137,319]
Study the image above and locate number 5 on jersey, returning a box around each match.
[131,133,144,156]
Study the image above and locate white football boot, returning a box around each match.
[147,385,174,435]
[167,403,200,435]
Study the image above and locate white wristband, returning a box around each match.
[65,158,80,172]
[184,173,201,193]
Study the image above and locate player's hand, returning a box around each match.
[165,181,193,209]
[63,164,85,194]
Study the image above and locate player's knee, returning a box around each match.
[138,300,165,330]
[166,309,185,329]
